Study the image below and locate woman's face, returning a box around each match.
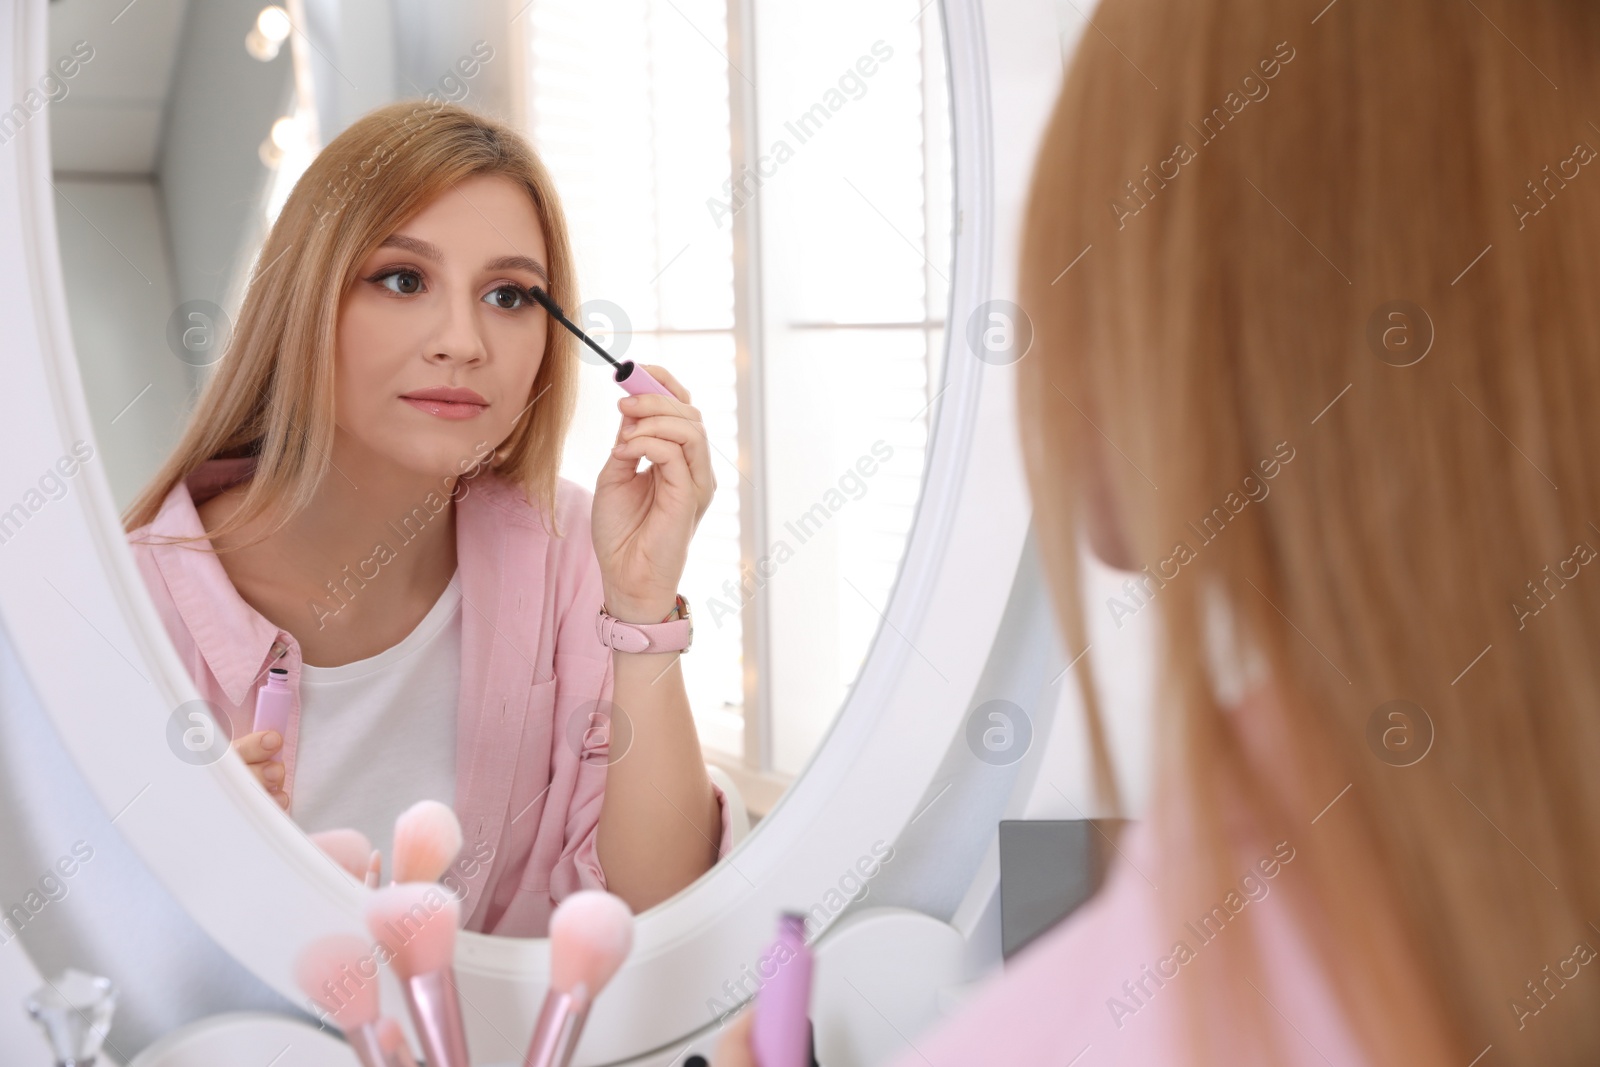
[334,173,551,481]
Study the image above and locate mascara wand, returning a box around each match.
[527,285,674,398]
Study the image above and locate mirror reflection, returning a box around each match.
[48,0,951,936]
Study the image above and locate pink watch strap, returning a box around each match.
[596,595,693,653]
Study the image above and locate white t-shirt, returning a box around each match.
[290,570,462,867]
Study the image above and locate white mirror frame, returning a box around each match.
[0,0,1064,1060]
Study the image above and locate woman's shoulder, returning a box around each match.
[895,820,1172,1065]
[896,805,1366,1067]
[465,473,596,588]
[468,470,592,535]
[125,458,253,552]
[124,479,197,560]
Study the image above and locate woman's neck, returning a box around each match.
[198,447,463,668]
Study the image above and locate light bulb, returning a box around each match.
[270,115,301,151]
[245,27,281,61]
[256,5,291,43]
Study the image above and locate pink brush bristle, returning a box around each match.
[363,882,461,980]
[391,800,463,884]
[375,1015,403,1047]
[310,828,376,881]
[548,891,635,1005]
[294,934,382,1032]
[375,1016,417,1066]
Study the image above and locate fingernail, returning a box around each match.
[262,732,281,750]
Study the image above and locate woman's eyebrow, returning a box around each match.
[484,254,550,286]
[378,233,444,261]
[377,233,550,286]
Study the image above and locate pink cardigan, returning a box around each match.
[127,457,730,937]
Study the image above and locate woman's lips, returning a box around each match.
[401,396,487,420]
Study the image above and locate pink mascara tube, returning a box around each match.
[750,912,815,1067]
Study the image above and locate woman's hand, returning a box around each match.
[713,1008,757,1067]
[233,730,290,809]
[592,365,716,621]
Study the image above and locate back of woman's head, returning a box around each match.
[123,99,580,543]
[1020,1,1600,1062]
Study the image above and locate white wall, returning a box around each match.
[156,0,292,313]
[51,179,191,513]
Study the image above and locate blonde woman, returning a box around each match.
[721,0,1600,1062]
[124,101,730,936]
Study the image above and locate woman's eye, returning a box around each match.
[485,285,526,310]
[376,269,423,295]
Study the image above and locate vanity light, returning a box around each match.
[245,5,292,62]
[258,114,301,167]
[270,115,302,151]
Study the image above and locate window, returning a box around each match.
[525,0,952,809]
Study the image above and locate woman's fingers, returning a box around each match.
[712,1008,757,1067]
[233,729,281,764]
[611,435,694,494]
[249,759,285,792]
[619,415,714,486]
[618,387,701,425]
[641,364,691,404]
[232,730,290,806]
[609,367,716,516]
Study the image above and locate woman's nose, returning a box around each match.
[428,289,488,365]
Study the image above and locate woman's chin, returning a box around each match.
[362,439,492,488]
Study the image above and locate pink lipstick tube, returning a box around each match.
[251,667,292,760]
[751,912,814,1067]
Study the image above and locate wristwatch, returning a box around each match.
[596,593,693,653]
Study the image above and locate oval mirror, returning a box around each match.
[10,0,1038,1060]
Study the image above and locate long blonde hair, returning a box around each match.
[123,99,580,544]
[1020,1,1600,1062]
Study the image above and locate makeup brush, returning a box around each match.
[364,883,470,1067]
[522,890,635,1067]
[376,1016,420,1067]
[525,285,675,398]
[309,828,376,884]
[293,934,388,1067]
[392,799,463,884]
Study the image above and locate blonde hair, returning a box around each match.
[1020,1,1600,1062]
[123,99,580,544]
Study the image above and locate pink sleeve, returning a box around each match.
[554,698,735,902]
[544,526,736,903]
[546,531,615,899]
[711,778,735,858]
